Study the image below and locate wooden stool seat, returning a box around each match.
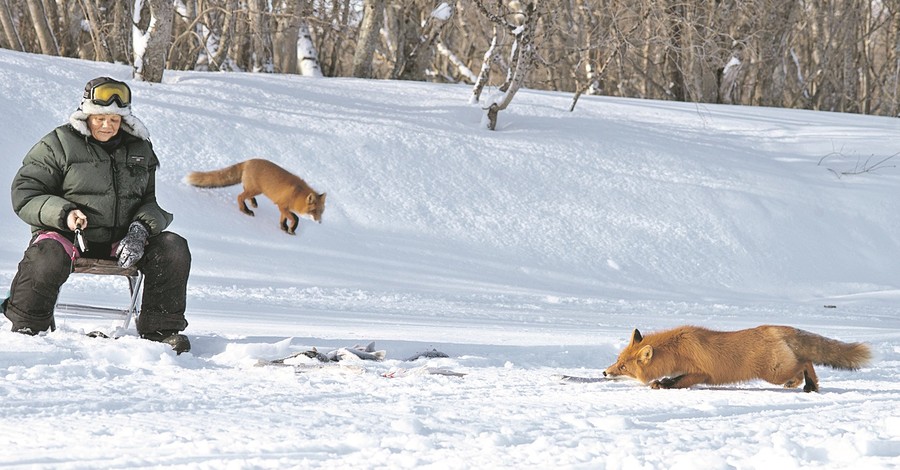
[72,258,139,276]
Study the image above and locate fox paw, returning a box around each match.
[280,222,297,235]
[651,377,678,389]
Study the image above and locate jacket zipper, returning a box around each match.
[109,149,120,245]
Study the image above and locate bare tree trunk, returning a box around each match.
[274,0,303,74]
[166,0,203,71]
[79,0,109,62]
[663,1,686,101]
[41,0,60,49]
[859,0,874,114]
[474,1,539,131]
[320,0,349,76]
[26,0,59,55]
[133,0,174,83]
[893,15,900,116]
[391,4,415,79]
[351,0,384,78]
[0,0,24,51]
[394,3,452,81]
[110,1,133,63]
[297,19,323,77]
[841,0,860,113]
[436,40,477,82]
[471,25,499,104]
[209,0,238,71]
[249,0,275,72]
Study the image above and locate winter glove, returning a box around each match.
[116,221,149,268]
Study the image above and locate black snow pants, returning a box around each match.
[2,231,191,335]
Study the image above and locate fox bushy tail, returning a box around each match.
[787,328,872,370]
[185,162,245,188]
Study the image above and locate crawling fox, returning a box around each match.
[185,158,326,235]
[604,325,871,392]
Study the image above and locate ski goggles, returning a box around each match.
[84,79,131,107]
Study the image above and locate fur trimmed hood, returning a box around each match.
[68,100,150,141]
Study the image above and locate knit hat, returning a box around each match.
[69,76,150,140]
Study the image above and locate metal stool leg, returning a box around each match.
[122,271,144,330]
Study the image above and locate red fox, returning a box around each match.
[185,158,326,235]
[603,325,871,392]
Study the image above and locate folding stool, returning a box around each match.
[55,258,144,330]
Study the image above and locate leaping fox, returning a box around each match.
[185,158,326,235]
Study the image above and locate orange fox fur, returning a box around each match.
[185,158,326,235]
[603,325,871,392]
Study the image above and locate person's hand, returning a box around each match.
[116,221,149,268]
[67,209,88,231]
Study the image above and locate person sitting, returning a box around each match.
[2,76,192,354]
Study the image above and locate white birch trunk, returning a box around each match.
[298,21,323,77]
[133,0,174,83]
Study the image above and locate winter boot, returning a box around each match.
[141,330,191,354]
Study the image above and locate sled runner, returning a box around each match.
[55,258,144,330]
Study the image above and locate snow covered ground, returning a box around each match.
[0,49,899,469]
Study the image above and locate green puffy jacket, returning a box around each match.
[11,122,173,244]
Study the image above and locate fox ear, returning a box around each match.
[306,193,316,204]
[631,329,643,344]
[638,345,653,364]
[319,192,326,202]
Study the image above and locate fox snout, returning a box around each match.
[602,366,631,381]
[602,365,618,377]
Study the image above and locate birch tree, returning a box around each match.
[471,25,500,104]
[248,0,274,72]
[351,0,384,78]
[25,0,58,55]
[297,19,323,77]
[0,0,22,51]
[473,1,540,130]
[133,0,174,82]
[273,0,303,74]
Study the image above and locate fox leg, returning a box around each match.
[802,362,819,393]
[651,373,709,389]
[237,191,259,216]
[279,209,299,235]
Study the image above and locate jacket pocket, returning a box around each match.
[124,154,150,188]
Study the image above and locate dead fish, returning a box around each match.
[326,341,386,361]
[404,349,450,361]
[259,348,329,365]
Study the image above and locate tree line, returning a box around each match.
[3,0,899,118]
